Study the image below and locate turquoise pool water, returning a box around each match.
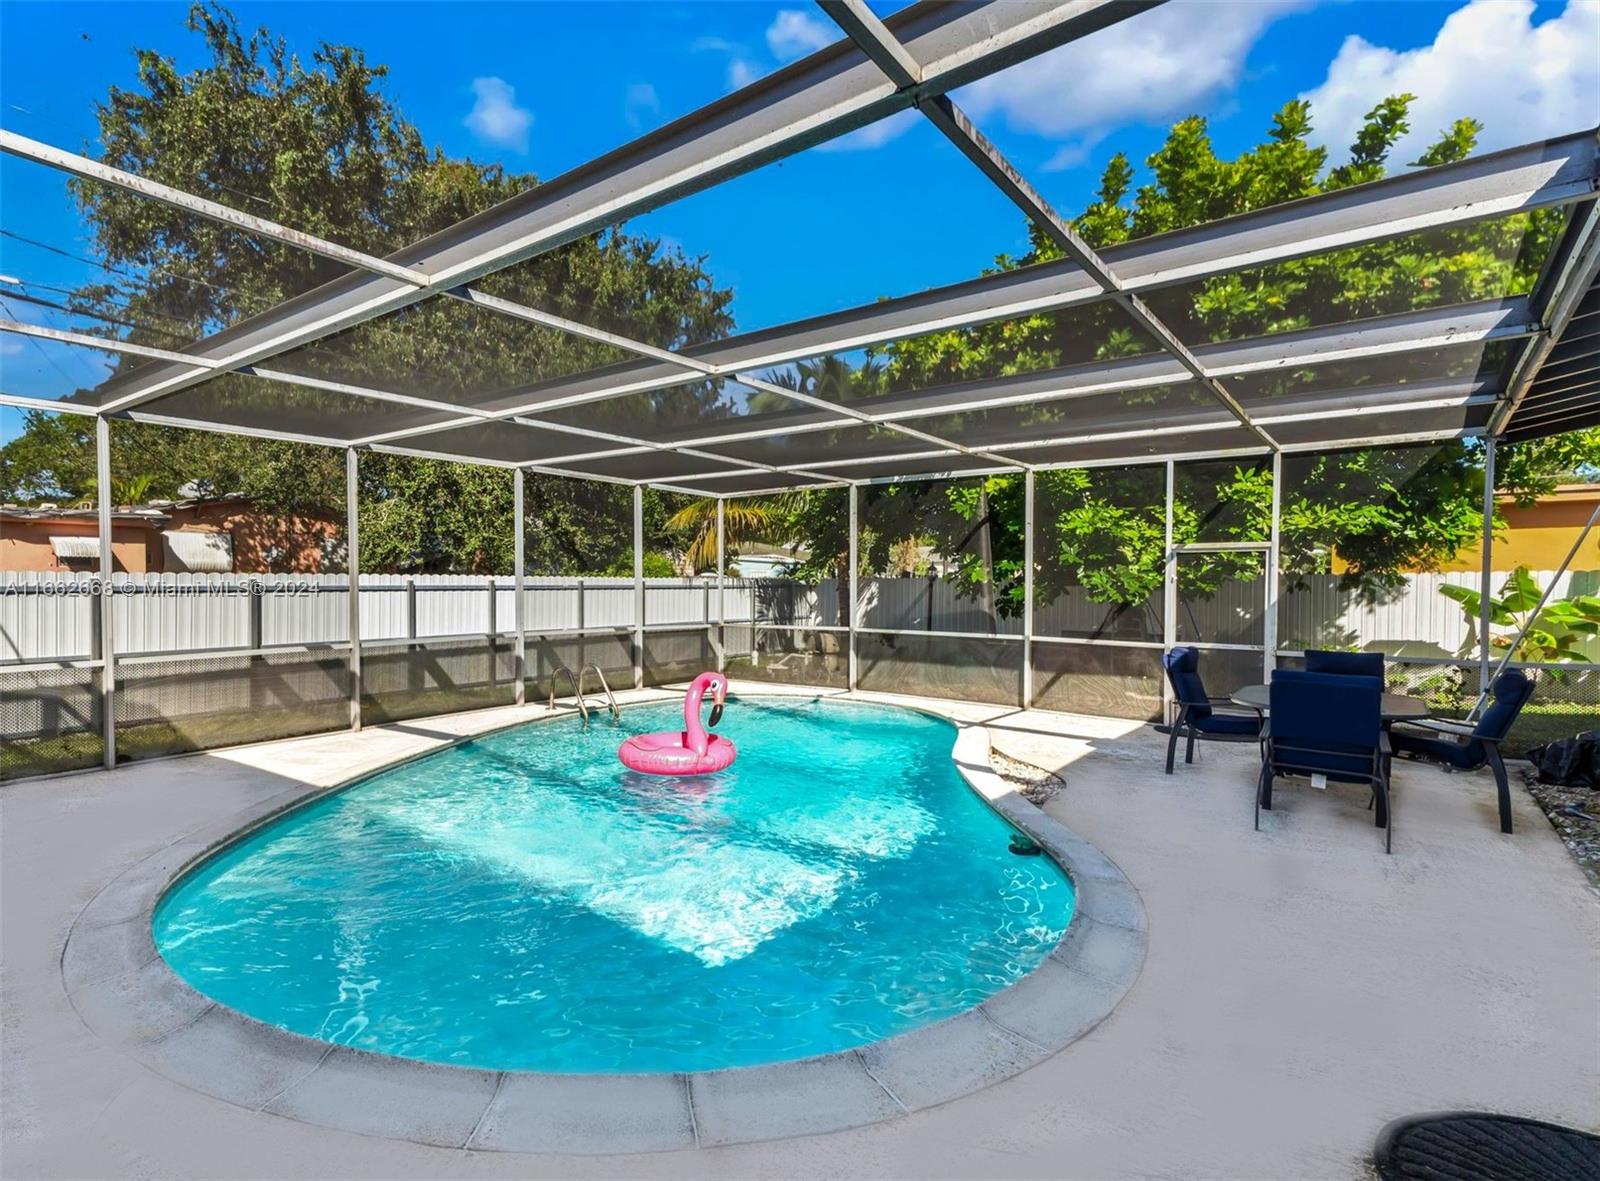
[155,697,1074,1073]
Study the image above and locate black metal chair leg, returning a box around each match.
[1165,721,1181,775]
[1185,730,1197,765]
[1255,761,1272,830]
[1485,743,1513,834]
[1380,776,1392,854]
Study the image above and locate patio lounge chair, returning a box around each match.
[1160,646,1263,774]
[1256,670,1392,853]
[1389,669,1535,835]
[1305,649,1385,678]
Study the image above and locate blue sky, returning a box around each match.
[1,0,1597,442]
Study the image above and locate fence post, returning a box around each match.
[1022,469,1034,709]
[1162,460,1176,725]
[848,484,859,691]
[1264,451,1282,683]
[95,417,116,768]
[248,583,263,651]
[486,576,498,687]
[346,447,362,732]
[633,485,644,690]
[514,468,526,707]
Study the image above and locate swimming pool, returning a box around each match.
[154,697,1075,1073]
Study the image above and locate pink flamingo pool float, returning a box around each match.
[618,671,737,775]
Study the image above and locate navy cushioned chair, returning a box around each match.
[1257,670,1392,853]
[1305,649,1385,679]
[1389,669,1535,834]
[1161,646,1262,774]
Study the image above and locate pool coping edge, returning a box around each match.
[59,689,1147,1156]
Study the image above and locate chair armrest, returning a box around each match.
[1404,718,1478,738]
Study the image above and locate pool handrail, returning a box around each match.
[547,664,589,724]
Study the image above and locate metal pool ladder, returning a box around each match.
[547,664,589,723]
[578,663,620,724]
[546,663,619,725]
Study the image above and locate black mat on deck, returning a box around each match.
[1374,1112,1600,1181]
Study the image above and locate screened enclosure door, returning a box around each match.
[1173,545,1271,699]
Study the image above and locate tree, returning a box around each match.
[665,498,793,574]
[0,2,733,573]
[845,95,1595,618]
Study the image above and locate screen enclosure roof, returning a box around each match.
[2,0,1597,497]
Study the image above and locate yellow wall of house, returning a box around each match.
[1438,488,1600,574]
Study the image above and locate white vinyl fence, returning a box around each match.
[4,567,1596,663]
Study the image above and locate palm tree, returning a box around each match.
[72,473,157,508]
[666,497,795,574]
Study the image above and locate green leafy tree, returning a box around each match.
[846,95,1593,619]
[0,2,732,573]
[1442,567,1600,663]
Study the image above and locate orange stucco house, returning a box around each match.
[1440,483,1600,574]
[0,496,341,574]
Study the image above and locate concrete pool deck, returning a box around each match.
[3,683,1596,1178]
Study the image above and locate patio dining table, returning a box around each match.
[1229,683,1430,722]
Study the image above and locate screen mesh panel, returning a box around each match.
[1139,210,1561,346]
[525,631,634,700]
[1176,556,1268,647]
[1024,428,1262,467]
[665,471,841,495]
[1177,646,1264,700]
[112,649,350,761]
[856,631,1022,706]
[1034,464,1166,641]
[692,422,951,469]
[641,628,716,687]
[722,625,848,689]
[891,382,1216,450]
[1263,401,1493,448]
[524,377,848,445]
[1029,642,1162,720]
[135,370,445,441]
[0,664,104,777]
[0,334,154,410]
[361,637,517,723]
[546,450,755,482]
[386,418,632,466]
[1227,340,1519,405]
[261,292,635,409]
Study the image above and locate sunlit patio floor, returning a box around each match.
[3,683,1595,1179]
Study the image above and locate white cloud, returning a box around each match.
[766,9,835,61]
[819,108,919,153]
[463,76,533,153]
[1300,0,1600,165]
[958,1,1298,169]
[727,57,765,90]
[624,82,661,130]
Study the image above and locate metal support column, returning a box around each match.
[1022,470,1035,709]
[848,484,859,692]
[633,485,644,690]
[1478,437,1497,697]
[714,497,726,673]
[513,468,526,707]
[346,446,362,731]
[1161,460,1177,724]
[95,416,116,768]
[1263,451,1282,681]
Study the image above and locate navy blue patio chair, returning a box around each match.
[1256,670,1392,853]
[1389,669,1535,835]
[1161,646,1263,774]
[1305,649,1385,679]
